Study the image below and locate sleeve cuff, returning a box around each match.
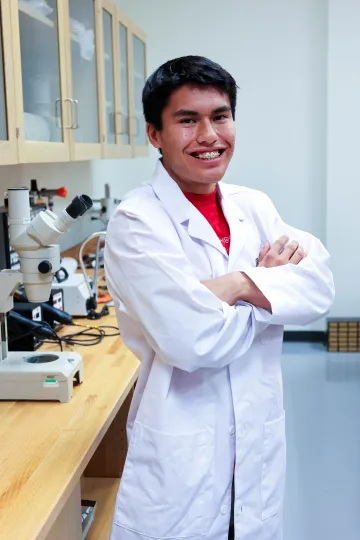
[243,266,282,323]
[234,300,273,336]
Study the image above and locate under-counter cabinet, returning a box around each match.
[0,0,148,165]
[0,307,140,540]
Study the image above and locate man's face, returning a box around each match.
[147,84,236,193]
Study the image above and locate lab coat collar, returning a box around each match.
[150,160,247,260]
[218,183,248,267]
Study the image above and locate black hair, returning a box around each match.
[142,55,238,131]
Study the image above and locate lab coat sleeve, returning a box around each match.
[244,193,335,326]
[105,207,270,373]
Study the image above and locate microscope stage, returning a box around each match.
[0,351,84,402]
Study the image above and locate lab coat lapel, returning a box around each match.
[219,184,248,268]
[186,209,227,257]
[150,160,228,257]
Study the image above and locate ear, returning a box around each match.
[146,123,162,150]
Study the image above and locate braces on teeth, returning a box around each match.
[197,151,220,159]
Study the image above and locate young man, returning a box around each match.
[104,56,334,540]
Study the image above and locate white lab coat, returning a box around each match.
[104,160,334,540]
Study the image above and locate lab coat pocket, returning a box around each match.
[115,421,214,538]
[261,414,286,520]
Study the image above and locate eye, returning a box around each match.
[179,118,196,124]
[214,114,230,122]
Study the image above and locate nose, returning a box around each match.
[196,119,217,146]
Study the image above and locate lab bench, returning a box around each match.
[0,308,140,540]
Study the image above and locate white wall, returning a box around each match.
[116,0,329,331]
[2,0,344,331]
[327,0,360,317]
[115,0,328,242]
[0,161,101,250]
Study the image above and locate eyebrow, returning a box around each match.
[213,106,232,115]
[173,109,198,117]
[173,105,232,117]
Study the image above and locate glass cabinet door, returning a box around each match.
[113,7,132,158]
[18,0,63,142]
[130,25,147,156]
[102,2,116,147]
[0,0,17,165]
[0,16,7,144]
[13,0,70,162]
[68,0,101,158]
[118,22,130,147]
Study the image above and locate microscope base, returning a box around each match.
[0,351,84,402]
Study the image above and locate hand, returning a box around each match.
[201,235,305,310]
[257,236,306,268]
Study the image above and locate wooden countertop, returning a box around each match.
[0,309,140,540]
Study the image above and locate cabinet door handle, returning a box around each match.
[71,99,79,129]
[130,116,139,137]
[55,98,73,129]
[116,112,129,135]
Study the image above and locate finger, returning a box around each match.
[289,246,304,265]
[282,240,299,260]
[273,235,289,254]
[257,242,271,264]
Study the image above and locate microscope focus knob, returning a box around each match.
[38,260,53,274]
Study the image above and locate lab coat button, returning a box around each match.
[221,505,228,515]
[229,426,235,435]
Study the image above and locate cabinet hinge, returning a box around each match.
[16,128,20,138]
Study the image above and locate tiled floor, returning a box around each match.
[282,343,360,540]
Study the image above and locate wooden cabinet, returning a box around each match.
[129,22,148,157]
[0,306,140,540]
[0,0,18,165]
[99,1,147,159]
[1,0,148,165]
[64,0,103,161]
[100,0,127,159]
[11,0,71,163]
[116,7,133,158]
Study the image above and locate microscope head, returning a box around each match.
[7,188,92,303]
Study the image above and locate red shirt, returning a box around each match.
[184,189,231,254]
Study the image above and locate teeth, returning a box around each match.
[196,151,221,160]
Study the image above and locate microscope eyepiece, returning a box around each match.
[66,195,93,219]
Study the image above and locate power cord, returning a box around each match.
[9,322,119,352]
[8,319,64,351]
[45,322,119,349]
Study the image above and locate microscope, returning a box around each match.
[0,188,92,403]
[91,183,120,224]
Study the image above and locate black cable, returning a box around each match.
[34,326,63,351]
[98,325,120,337]
[36,323,64,352]
[9,321,120,352]
[59,325,105,347]
[8,330,35,344]
[39,340,63,352]
[55,333,63,352]
[10,330,63,352]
